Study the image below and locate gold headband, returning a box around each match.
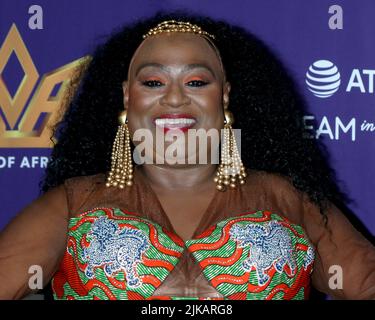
[142,20,215,40]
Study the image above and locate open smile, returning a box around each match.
[153,114,197,132]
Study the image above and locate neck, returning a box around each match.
[137,164,217,192]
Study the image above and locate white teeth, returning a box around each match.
[155,118,196,126]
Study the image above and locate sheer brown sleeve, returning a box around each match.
[0,185,69,299]
[262,171,375,299]
[302,196,375,299]
[63,173,105,216]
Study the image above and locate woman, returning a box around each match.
[0,12,374,300]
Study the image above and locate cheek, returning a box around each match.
[195,89,224,127]
[126,85,158,131]
[127,85,157,113]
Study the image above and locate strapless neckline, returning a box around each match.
[52,207,315,300]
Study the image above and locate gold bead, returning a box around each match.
[224,110,234,125]
[142,20,215,40]
[216,184,224,191]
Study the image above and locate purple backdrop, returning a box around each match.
[0,0,374,236]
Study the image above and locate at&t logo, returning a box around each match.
[305,60,341,98]
[306,59,375,98]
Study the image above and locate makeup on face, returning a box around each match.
[136,63,215,90]
[125,33,227,142]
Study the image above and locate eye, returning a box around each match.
[186,80,209,87]
[141,80,164,87]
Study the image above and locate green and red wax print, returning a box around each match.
[52,208,314,300]
[186,211,315,300]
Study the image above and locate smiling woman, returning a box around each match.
[121,29,227,171]
[0,11,374,300]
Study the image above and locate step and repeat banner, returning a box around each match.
[0,0,374,234]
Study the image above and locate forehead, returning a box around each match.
[128,33,222,74]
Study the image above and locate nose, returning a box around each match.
[159,81,191,108]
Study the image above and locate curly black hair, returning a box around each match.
[40,10,350,217]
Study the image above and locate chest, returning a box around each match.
[53,208,315,300]
[155,191,216,242]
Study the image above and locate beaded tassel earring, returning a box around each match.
[106,110,133,189]
[214,110,247,191]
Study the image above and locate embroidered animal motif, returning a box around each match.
[229,221,297,286]
[303,246,315,270]
[82,216,149,288]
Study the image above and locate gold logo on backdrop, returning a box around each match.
[0,24,87,148]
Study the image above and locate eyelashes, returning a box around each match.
[141,79,209,88]
[141,80,164,87]
[187,80,209,87]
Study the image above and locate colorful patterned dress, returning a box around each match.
[52,169,315,300]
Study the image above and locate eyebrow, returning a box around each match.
[135,63,217,79]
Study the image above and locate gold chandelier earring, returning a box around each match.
[214,110,247,191]
[106,110,133,189]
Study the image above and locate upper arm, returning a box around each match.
[303,199,375,299]
[0,185,69,299]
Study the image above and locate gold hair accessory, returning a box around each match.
[106,110,133,189]
[214,110,247,191]
[142,20,215,40]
